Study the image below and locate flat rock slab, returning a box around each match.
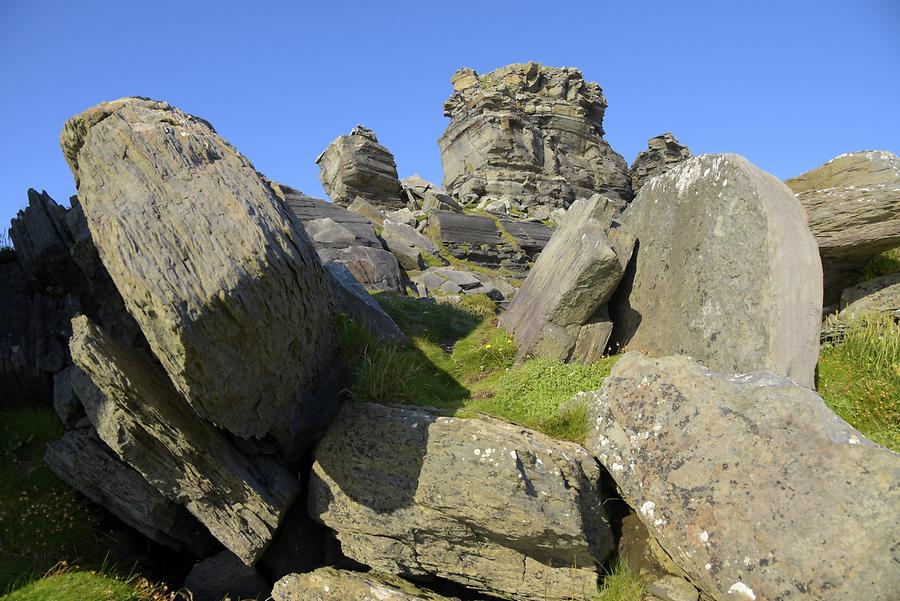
[69,315,300,565]
[499,218,552,256]
[610,153,822,387]
[584,352,900,601]
[273,568,456,601]
[60,97,340,445]
[839,272,900,318]
[309,403,613,601]
[433,211,504,246]
[786,150,900,304]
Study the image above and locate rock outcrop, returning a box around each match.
[439,63,632,215]
[401,174,462,212]
[501,195,634,363]
[629,133,691,192]
[430,211,549,271]
[69,315,300,565]
[610,154,822,387]
[309,403,614,601]
[273,568,455,601]
[317,125,404,208]
[786,150,900,304]
[60,97,341,446]
[584,352,900,601]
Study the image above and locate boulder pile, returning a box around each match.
[2,61,898,601]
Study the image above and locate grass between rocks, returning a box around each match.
[592,561,644,601]
[857,247,900,283]
[0,566,174,601]
[818,311,900,451]
[338,291,617,443]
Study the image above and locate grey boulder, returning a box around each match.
[317,125,404,209]
[584,352,900,601]
[273,568,455,601]
[786,150,900,303]
[308,403,613,601]
[60,98,341,446]
[629,132,691,192]
[324,262,405,340]
[610,154,822,387]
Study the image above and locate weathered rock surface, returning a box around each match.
[60,97,341,445]
[439,63,631,215]
[317,125,404,208]
[499,218,553,258]
[325,263,405,340]
[839,272,900,318]
[69,315,300,564]
[610,154,822,387]
[401,175,462,213]
[786,151,900,304]
[431,211,533,270]
[629,133,691,192]
[184,550,270,601]
[309,403,613,601]
[501,196,633,362]
[348,197,386,226]
[645,575,699,601]
[584,352,900,601]
[411,266,508,302]
[9,189,78,289]
[323,245,404,292]
[273,568,455,601]
[381,219,440,270]
[45,423,216,555]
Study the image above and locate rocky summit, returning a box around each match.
[1,60,898,601]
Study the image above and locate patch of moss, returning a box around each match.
[857,247,900,283]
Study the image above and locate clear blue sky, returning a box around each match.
[1,0,898,230]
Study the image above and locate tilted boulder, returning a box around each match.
[69,315,300,565]
[316,125,404,209]
[348,197,386,226]
[439,63,632,215]
[786,150,900,304]
[324,263,405,340]
[273,568,455,601]
[60,98,341,446]
[45,423,216,555]
[501,195,634,363]
[838,272,900,318]
[583,352,900,601]
[629,133,691,192]
[610,154,822,387]
[309,403,614,601]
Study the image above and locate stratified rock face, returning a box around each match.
[316,125,404,209]
[9,189,77,288]
[273,568,454,601]
[629,133,691,192]
[431,211,546,271]
[309,403,613,601]
[45,425,216,555]
[439,63,632,214]
[501,195,634,363]
[786,151,900,304]
[60,98,340,444]
[610,154,822,387]
[839,272,900,318]
[583,352,900,601]
[69,315,300,565]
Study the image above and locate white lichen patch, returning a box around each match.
[640,500,656,518]
[727,582,756,599]
[698,530,709,543]
[611,463,624,472]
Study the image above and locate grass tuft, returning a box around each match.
[819,311,900,451]
[857,247,900,283]
[593,560,644,601]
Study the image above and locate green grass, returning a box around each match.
[593,560,644,601]
[819,311,900,451]
[0,567,175,601]
[0,407,103,592]
[857,247,900,283]
[339,292,618,443]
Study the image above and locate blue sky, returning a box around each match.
[1,0,898,230]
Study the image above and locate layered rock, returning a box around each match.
[69,315,300,565]
[501,195,634,363]
[60,98,341,445]
[430,211,545,271]
[309,403,613,601]
[273,568,455,601]
[381,219,439,270]
[629,133,691,192]
[45,424,216,555]
[317,125,404,208]
[411,266,511,302]
[401,174,462,212]
[610,154,822,387]
[786,150,900,304]
[838,272,900,318]
[439,63,632,214]
[584,352,900,601]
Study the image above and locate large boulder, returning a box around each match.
[583,352,900,601]
[316,125,404,209]
[309,403,614,601]
[273,568,455,601]
[500,195,634,363]
[60,98,341,446]
[438,63,632,216]
[45,424,216,555]
[629,133,691,192]
[786,150,900,304]
[69,315,300,565]
[324,263,405,340]
[610,154,822,387]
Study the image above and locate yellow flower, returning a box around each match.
[484,344,492,349]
